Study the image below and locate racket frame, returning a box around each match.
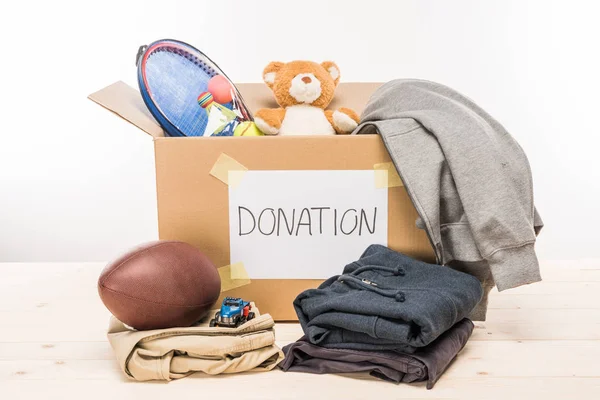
[137,39,252,137]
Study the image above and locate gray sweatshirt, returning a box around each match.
[294,245,483,352]
[356,80,543,320]
[280,318,474,389]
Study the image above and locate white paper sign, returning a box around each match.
[228,170,388,279]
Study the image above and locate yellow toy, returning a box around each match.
[234,121,264,137]
[254,61,359,136]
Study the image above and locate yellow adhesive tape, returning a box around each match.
[229,262,250,280]
[209,153,248,188]
[374,162,404,188]
[228,170,246,190]
[374,169,389,189]
[218,263,251,292]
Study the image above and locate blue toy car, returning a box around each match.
[209,297,255,328]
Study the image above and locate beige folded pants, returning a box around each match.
[107,304,283,381]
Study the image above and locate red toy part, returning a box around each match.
[207,75,233,104]
[243,305,250,317]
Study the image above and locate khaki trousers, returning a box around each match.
[107,305,283,381]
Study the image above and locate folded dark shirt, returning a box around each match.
[294,245,483,351]
[280,318,474,389]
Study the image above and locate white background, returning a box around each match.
[228,171,388,278]
[0,0,598,262]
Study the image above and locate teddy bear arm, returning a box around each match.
[326,107,360,135]
[255,108,286,135]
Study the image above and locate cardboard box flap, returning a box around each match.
[89,81,382,139]
[88,81,165,138]
[236,82,382,116]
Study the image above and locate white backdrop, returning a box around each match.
[0,0,598,262]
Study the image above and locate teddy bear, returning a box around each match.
[254,61,360,136]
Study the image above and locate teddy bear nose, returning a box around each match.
[301,76,312,84]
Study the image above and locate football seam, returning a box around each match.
[100,241,178,286]
[99,284,219,308]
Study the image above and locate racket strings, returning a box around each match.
[145,50,210,136]
[141,40,251,136]
[149,47,217,78]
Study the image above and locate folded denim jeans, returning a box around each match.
[294,245,483,351]
[280,318,474,389]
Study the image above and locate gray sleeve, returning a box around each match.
[359,80,542,291]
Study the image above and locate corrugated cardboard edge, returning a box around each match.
[87,82,383,141]
[88,81,165,138]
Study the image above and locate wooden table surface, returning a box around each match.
[1,261,599,399]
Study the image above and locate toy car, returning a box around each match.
[209,297,255,328]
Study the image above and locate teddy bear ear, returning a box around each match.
[321,61,340,85]
[263,61,285,89]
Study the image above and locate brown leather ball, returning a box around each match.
[98,241,221,330]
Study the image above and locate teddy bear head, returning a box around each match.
[262,60,340,109]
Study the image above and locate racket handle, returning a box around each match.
[135,45,147,66]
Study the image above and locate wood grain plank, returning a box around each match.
[5,281,600,309]
[2,341,599,379]
[487,293,599,309]
[1,262,600,399]
[0,309,599,343]
[0,342,114,360]
[1,373,600,400]
[274,321,600,342]
[3,275,600,313]
[1,262,599,283]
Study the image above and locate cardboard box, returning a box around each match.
[89,81,435,320]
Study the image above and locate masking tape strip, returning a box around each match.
[228,170,247,190]
[374,162,404,188]
[230,262,250,280]
[209,153,248,188]
[218,263,251,292]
